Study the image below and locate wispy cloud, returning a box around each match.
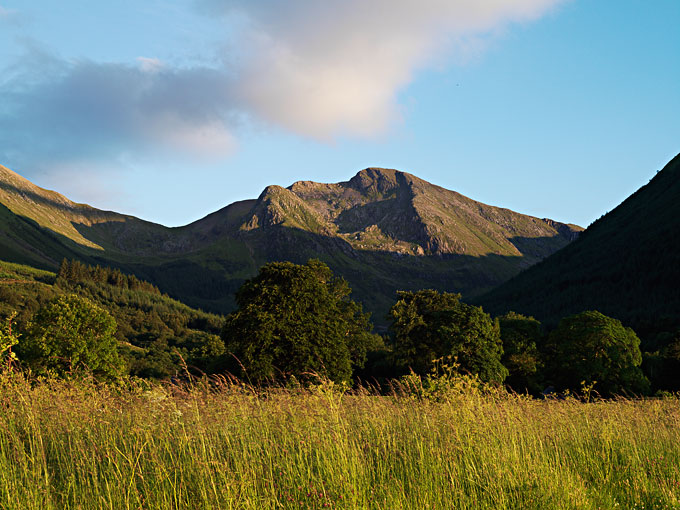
[0,5,26,26]
[137,56,165,74]
[0,48,237,171]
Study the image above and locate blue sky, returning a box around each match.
[0,0,678,227]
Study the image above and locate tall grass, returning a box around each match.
[0,371,678,509]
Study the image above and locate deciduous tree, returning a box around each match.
[20,294,123,378]
[389,290,507,383]
[221,260,381,383]
[547,310,649,396]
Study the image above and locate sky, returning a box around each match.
[0,1,678,228]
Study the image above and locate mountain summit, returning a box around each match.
[0,164,581,322]
[242,167,579,258]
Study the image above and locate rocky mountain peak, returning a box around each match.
[347,168,407,195]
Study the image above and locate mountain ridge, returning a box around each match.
[244,167,580,258]
[0,163,582,323]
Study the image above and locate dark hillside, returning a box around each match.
[480,153,680,343]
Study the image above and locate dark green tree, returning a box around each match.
[547,311,649,396]
[220,260,381,383]
[658,336,680,391]
[389,290,508,383]
[644,329,680,391]
[19,294,124,378]
[498,312,543,393]
[183,331,226,373]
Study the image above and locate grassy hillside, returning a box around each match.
[0,202,86,269]
[480,153,680,343]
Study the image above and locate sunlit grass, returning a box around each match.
[0,371,678,509]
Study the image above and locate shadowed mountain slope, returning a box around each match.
[0,164,581,324]
[479,153,680,341]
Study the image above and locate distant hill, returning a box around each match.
[480,153,680,342]
[0,164,581,324]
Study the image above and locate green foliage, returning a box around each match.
[57,258,161,294]
[546,310,650,396]
[19,294,123,378]
[498,311,543,393]
[0,312,18,366]
[388,289,461,374]
[389,290,508,383]
[179,331,226,373]
[221,259,382,383]
[644,329,680,391]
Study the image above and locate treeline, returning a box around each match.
[1,257,678,396]
[381,296,676,396]
[58,259,161,295]
[196,259,676,397]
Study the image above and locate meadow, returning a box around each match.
[0,371,678,510]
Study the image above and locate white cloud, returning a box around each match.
[199,0,567,138]
[147,114,237,159]
[0,1,566,180]
[137,56,165,74]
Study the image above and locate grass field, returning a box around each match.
[0,372,678,509]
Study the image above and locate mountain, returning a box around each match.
[0,164,581,324]
[479,153,680,342]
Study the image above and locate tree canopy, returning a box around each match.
[388,290,507,383]
[498,312,543,393]
[220,259,382,383]
[547,310,649,396]
[19,294,123,378]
